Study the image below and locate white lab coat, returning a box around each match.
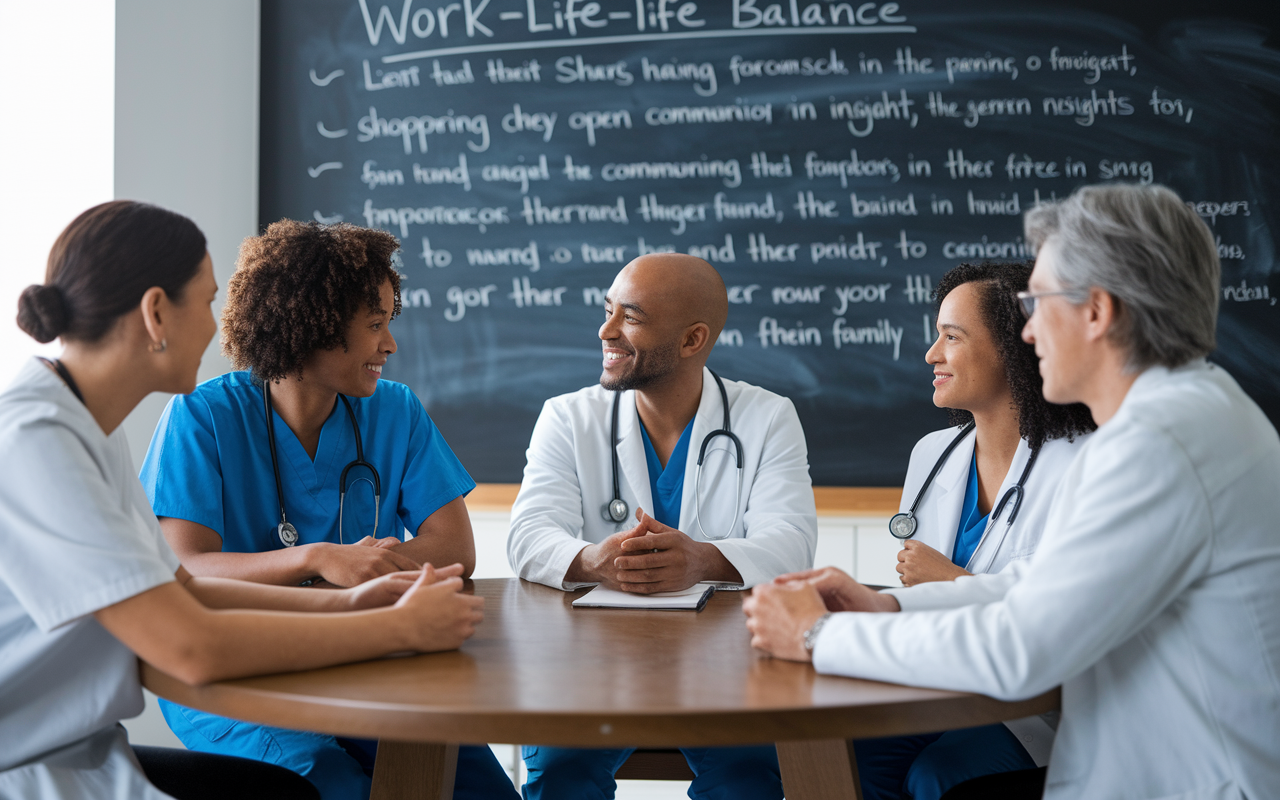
[893,429,1089,577]
[0,360,178,800]
[508,368,818,589]
[885,428,1089,766]
[813,360,1280,800]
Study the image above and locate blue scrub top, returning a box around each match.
[140,371,475,552]
[951,455,990,568]
[638,418,695,529]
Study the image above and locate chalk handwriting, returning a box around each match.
[830,90,917,137]
[509,277,568,308]
[757,317,822,347]
[747,233,799,262]
[357,106,490,153]
[444,284,498,321]
[1048,45,1135,83]
[804,150,900,187]
[487,58,541,83]
[363,200,509,235]
[727,49,847,84]
[810,234,886,265]
[413,154,472,191]
[603,157,741,187]
[687,234,736,262]
[522,196,629,224]
[944,53,1018,83]
[481,154,550,194]
[555,55,634,85]
[642,57,717,96]
[832,284,892,314]
[466,241,540,272]
[645,102,773,125]
[1188,200,1249,225]
[502,104,557,141]
[1042,90,1134,126]
[832,318,902,359]
[568,108,633,145]
[943,236,1034,260]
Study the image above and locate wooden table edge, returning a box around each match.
[142,663,1059,748]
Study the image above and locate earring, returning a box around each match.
[149,339,167,353]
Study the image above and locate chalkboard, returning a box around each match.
[260,0,1279,485]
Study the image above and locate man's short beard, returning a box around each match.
[600,342,680,392]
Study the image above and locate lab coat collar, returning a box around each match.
[966,436,1035,573]
[929,426,975,562]
[614,390,654,522]
[679,368,726,535]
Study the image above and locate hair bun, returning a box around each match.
[17,284,69,343]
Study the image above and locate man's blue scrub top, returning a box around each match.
[638,418,695,529]
[140,371,475,551]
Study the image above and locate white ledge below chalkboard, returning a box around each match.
[468,484,902,517]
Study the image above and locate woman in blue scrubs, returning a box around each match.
[854,261,1096,800]
[139,220,518,800]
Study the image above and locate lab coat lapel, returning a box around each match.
[679,368,721,537]
[967,437,1032,573]
[614,390,654,523]
[929,429,974,561]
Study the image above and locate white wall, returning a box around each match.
[114,0,260,468]
[0,1,115,383]
[114,0,260,752]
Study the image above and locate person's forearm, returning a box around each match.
[698,542,744,584]
[183,575,350,612]
[177,546,327,586]
[395,533,475,577]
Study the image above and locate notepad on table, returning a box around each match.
[571,583,715,611]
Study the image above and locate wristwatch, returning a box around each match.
[803,612,832,654]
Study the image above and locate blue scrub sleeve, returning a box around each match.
[395,392,476,533]
[139,393,227,539]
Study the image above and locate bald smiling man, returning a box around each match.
[508,254,817,800]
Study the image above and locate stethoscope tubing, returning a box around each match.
[263,380,382,547]
[607,370,744,540]
[889,421,1040,549]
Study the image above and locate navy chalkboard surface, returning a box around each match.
[260,0,1278,485]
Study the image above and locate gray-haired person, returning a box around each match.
[745,183,1280,800]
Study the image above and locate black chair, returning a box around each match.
[939,766,1047,799]
[614,748,695,781]
[133,746,320,800]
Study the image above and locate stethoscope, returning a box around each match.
[263,380,381,548]
[888,421,1041,544]
[605,369,744,541]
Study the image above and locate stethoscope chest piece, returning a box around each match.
[889,512,917,540]
[278,521,299,547]
[606,497,629,523]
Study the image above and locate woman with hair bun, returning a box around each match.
[0,201,484,800]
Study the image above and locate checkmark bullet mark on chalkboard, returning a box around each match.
[308,163,343,177]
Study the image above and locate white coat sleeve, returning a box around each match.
[507,399,593,589]
[711,399,817,588]
[881,561,1028,611]
[812,424,1213,700]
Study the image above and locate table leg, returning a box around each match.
[776,739,862,800]
[370,741,458,800]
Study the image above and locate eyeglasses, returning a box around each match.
[1016,290,1080,318]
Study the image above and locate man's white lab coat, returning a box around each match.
[814,361,1280,800]
[508,368,817,589]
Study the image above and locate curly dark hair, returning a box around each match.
[222,220,402,382]
[935,261,1096,450]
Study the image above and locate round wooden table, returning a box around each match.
[143,578,1058,799]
